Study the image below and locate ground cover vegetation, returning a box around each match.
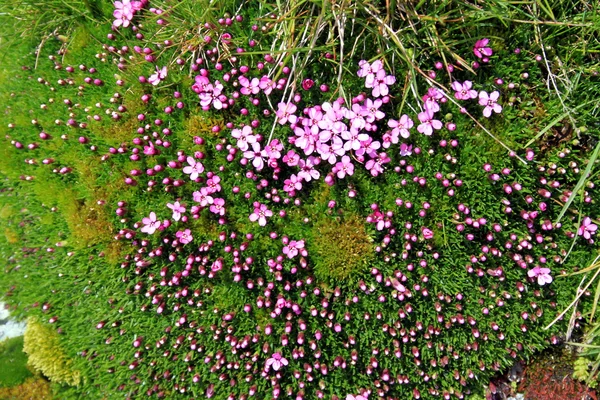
[0,0,600,399]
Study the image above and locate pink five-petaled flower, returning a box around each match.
[113,0,134,28]
[478,91,502,117]
[231,125,257,152]
[367,68,396,98]
[527,266,553,286]
[473,38,493,59]
[334,155,355,179]
[249,203,273,226]
[578,217,598,240]
[282,240,305,259]
[183,156,204,180]
[166,201,186,222]
[265,352,288,372]
[209,198,226,216]
[451,81,478,100]
[148,66,167,86]
[417,109,442,136]
[243,142,265,170]
[283,174,302,196]
[276,102,298,125]
[175,229,193,245]
[347,395,368,400]
[388,114,413,139]
[140,212,161,234]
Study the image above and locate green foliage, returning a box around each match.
[0,376,54,400]
[310,213,374,282]
[23,318,81,387]
[0,0,599,398]
[0,336,32,388]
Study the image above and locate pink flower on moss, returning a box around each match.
[183,156,204,180]
[334,156,354,179]
[473,38,493,59]
[276,102,298,125]
[113,0,134,28]
[527,266,552,285]
[148,66,167,86]
[243,142,265,170]
[388,114,413,139]
[283,240,305,259]
[140,212,161,234]
[175,229,193,245]
[578,217,598,240]
[283,174,303,196]
[422,227,434,239]
[209,198,226,216]
[451,81,478,100]
[166,201,186,221]
[249,203,272,226]
[478,91,502,117]
[399,142,413,157]
[265,352,288,372]
[417,110,442,136]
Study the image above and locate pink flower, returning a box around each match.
[148,66,167,86]
[283,174,303,196]
[297,156,320,182]
[283,150,300,167]
[283,240,305,259]
[175,229,193,245]
[451,81,478,100]
[390,277,406,293]
[183,156,204,180]
[302,78,314,90]
[578,217,598,240]
[346,395,368,400]
[239,76,260,95]
[367,68,396,97]
[527,266,553,285]
[478,91,502,117]
[231,125,257,152]
[417,110,442,136]
[473,38,493,59]
[113,0,134,27]
[399,142,413,157]
[276,102,298,125]
[140,212,161,234]
[249,203,273,226]
[265,352,288,372]
[422,227,434,239]
[334,156,355,179]
[243,142,265,170]
[192,187,213,207]
[166,201,186,221]
[388,114,413,139]
[209,198,226,216]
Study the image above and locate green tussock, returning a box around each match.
[311,213,374,282]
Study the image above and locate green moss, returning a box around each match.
[0,336,33,388]
[23,318,81,387]
[310,213,374,282]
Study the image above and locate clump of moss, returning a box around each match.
[0,376,53,400]
[184,114,224,139]
[310,213,374,282]
[23,317,81,387]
